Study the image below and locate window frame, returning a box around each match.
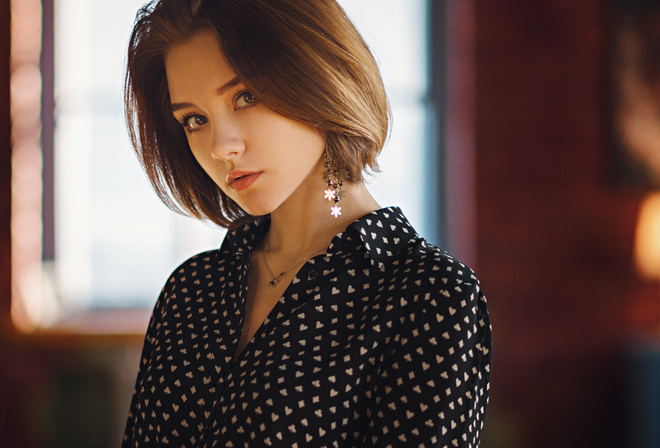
[5,0,478,336]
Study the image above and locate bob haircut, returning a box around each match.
[125,0,390,228]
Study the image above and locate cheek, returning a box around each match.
[188,143,205,165]
[187,136,210,166]
[187,141,227,184]
[277,125,325,160]
[297,131,326,165]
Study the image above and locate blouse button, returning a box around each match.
[341,239,353,250]
[308,270,319,280]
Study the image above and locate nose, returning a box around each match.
[209,119,245,161]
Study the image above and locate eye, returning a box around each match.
[234,91,257,110]
[180,114,207,133]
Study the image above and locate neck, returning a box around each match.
[266,172,379,260]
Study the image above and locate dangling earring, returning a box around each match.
[324,155,344,218]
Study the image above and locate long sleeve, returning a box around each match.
[362,278,492,448]
[121,287,166,447]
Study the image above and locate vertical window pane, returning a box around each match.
[338,0,431,239]
[51,0,430,312]
[53,0,223,310]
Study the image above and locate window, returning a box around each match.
[12,0,437,329]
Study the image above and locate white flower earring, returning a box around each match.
[324,155,344,218]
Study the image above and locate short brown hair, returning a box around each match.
[125,0,390,228]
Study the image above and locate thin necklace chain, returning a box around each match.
[262,238,326,289]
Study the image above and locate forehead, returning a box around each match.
[165,30,236,101]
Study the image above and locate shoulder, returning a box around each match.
[164,249,223,289]
[385,238,489,333]
[142,246,235,342]
[406,238,476,278]
[391,237,483,299]
[348,206,486,311]
[152,245,236,313]
[385,239,492,363]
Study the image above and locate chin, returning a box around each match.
[235,200,281,218]
[231,188,297,217]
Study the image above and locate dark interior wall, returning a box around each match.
[1,0,11,330]
[474,1,659,447]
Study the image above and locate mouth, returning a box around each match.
[226,170,262,191]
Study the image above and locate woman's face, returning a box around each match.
[165,30,326,217]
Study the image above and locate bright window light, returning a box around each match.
[47,0,430,315]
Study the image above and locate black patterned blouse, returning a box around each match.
[122,207,492,448]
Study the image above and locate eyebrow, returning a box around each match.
[170,76,241,112]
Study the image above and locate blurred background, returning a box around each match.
[2,0,660,447]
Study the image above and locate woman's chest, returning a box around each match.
[139,254,420,446]
[199,295,398,446]
[143,284,406,447]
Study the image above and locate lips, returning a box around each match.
[226,170,262,191]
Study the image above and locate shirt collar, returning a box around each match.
[326,206,419,270]
[225,216,269,259]
[223,207,419,270]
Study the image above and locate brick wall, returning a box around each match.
[474,1,659,446]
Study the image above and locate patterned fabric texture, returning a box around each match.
[122,207,492,447]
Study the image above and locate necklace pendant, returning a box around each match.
[267,278,279,289]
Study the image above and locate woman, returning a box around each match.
[122,0,491,447]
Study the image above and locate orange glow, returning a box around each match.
[634,192,660,279]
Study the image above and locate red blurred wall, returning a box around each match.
[474,1,659,447]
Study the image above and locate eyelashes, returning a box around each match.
[176,90,259,134]
[179,113,207,133]
[234,91,257,109]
